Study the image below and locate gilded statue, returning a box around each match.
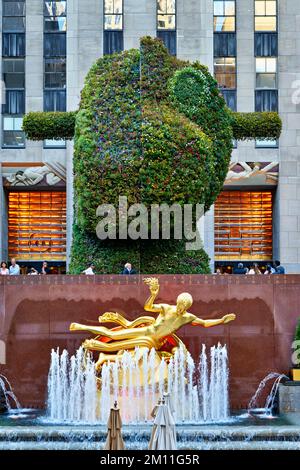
[70,278,235,371]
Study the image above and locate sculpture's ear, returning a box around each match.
[169,65,216,112]
[22,111,76,141]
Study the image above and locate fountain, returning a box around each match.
[47,343,229,424]
[0,374,20,412]
[248,372,288,417]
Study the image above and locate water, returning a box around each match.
[0,374,20,410]
[248,372,288,417]
[47,343,229,424]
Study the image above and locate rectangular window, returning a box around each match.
[214,32,236,57]
[2,116,25,147]
[255,0,277,31]
[2,58,25,88]
[44,90,66,112]
[214,0,235,32]
[254,32,277,56]
[215,190,273,261]
[256,57,277,88]
[44,58,66,88]
[222,90,237,111]
[214,57,236,89]
[2,33,25,56]
[104,0,123,30]
[103,0,123,54]
[2,0,26,148]
[255,89,278,112]
[8,191,67,262]
[157,0,176,30]
[157,0,176,55]
[44,0,66,148]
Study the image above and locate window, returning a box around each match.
[2,0,26,148]
[222,90,237,111]
[2,58,25,88]
[214,57,236,89]
[255,90,278,112]
[214,33,236,57]
[256,57,277,88]
[103,0,123,55]
[157,0,176,55]
[2,33,25,56]
[2,116,24,147]
[255,0,277,31]
[104,0,123,30]
[44,58,66,88]
[255,32,277,56]
[214,0,235,32]
[157,0,176,30]
[44,0,66,147]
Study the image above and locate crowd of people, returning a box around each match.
[0,259,50,276]
[215,260,285,275]
[1,258,286,276]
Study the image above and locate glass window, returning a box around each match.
[3,1,25,16]
[44,1,66,16]
[256,58,277,88]
[44,139,66,148]
[214,0,235,32]
[255,138,278,148]
[44,16,67,32]
[3,16,25,32]
[104,0,123,30]
[3,90,25,114]
[2,116,25,147]
[255,1,277,31]
[214,57,236,89]
[2,33,25,56]
[157,0,176,30]
[44,33,66,57]
[44,58,66,88]
[103,30,124,55]
[2,58,25,88]
[255,89,278,111]
[44,90,66,111]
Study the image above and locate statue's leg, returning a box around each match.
[84,336,157,353]
[95,352,119,371]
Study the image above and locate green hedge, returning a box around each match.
[231,112,282,141]
[22,111,76,140]
[22,110,282,143]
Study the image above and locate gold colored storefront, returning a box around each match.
[8,191,66,262]
[215,190,273,262]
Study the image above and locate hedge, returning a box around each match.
[22,110,282,143]
[23,111,77,140]
[231,111,282,141]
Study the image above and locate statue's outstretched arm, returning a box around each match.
[143,277,163,313]
[191,313,236,328]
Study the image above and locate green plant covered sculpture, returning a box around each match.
[23,37,282,274]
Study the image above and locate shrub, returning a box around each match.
[23,111,76,140]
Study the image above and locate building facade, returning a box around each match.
[0,0,299,273]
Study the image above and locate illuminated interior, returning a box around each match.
[8,191,66,261]
[215,191,273,261]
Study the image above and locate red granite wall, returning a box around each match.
[0,275,299,410]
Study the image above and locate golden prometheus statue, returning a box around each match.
[70,277,235,374]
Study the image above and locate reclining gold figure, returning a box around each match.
[70,278,235,372]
